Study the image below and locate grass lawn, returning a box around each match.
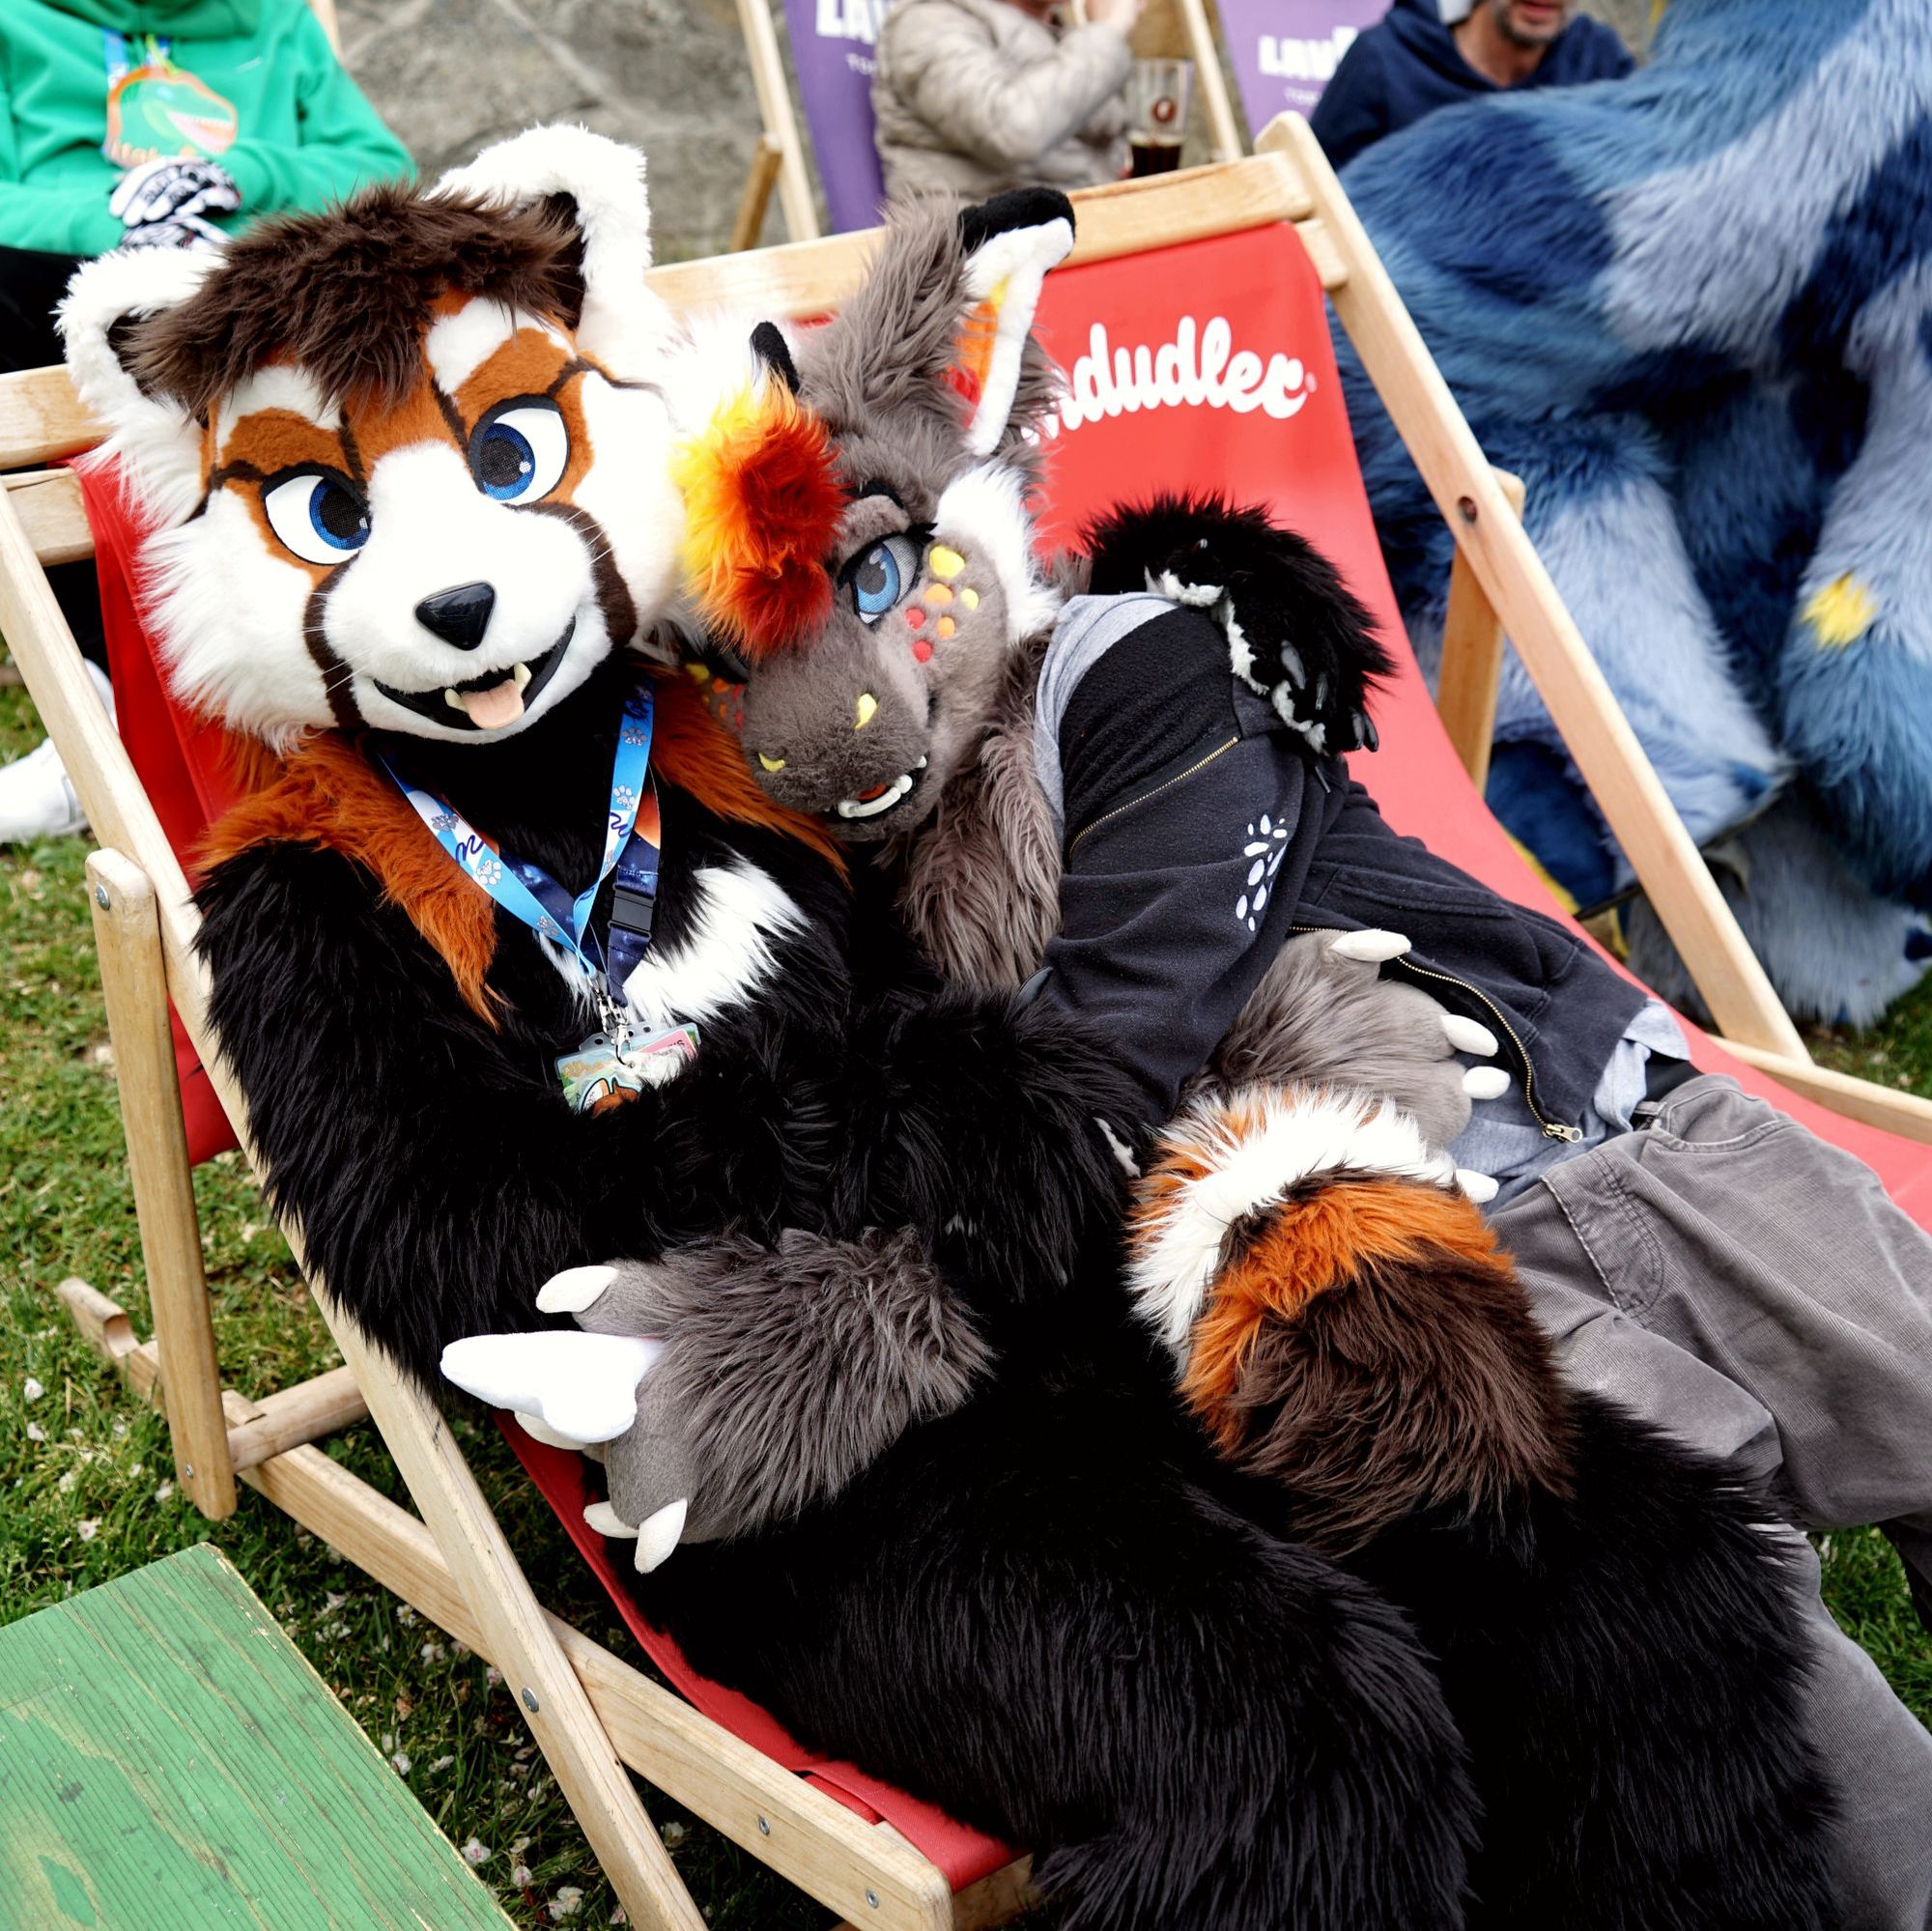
[2,671,1927,1925]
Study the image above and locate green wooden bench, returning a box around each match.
[0,1544,512,1929]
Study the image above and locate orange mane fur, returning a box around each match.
[197,731,505,1025]
[672,383,844,655]
[196,666,843,1025]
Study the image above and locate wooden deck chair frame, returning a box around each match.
[734,0,821,246]
[6,114,1931,1931]
[1169,0,1246,159]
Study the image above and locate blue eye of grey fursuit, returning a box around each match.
[846,534,921,622]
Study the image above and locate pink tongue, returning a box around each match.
[461,679,526,730]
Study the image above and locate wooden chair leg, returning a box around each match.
[729,136,784,253]
[1435,467,1526,791]
[734,0,821,241]
[314,1300,709,1931]
[1174,0,1245,160]
[86,848,238,1520]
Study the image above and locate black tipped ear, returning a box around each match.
[750,321,801,396]
[959,188,1076,255]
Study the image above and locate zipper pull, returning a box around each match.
[1543,1122,1585,1144]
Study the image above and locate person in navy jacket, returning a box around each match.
[1311,0,1631,171]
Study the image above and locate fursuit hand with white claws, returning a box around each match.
[511,1230,988,1572]
[1202,928,1503,1202]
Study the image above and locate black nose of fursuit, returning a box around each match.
[414,582,497,651]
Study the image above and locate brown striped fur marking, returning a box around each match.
[1183,1175,1576,1553]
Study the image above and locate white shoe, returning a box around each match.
[0,659,113,845]
[0,736,86,842]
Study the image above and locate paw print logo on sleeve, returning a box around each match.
[1237,815,1290,931]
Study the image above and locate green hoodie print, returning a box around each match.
[1,0,412,258]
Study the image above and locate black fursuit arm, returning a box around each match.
[193,839,811,1385]
[829,989,1144,1309]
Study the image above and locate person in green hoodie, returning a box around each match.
[0,0,412,842]
[2,0,412,364]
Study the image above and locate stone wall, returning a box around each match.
[333,0,773,261]
[333,0,1653,262]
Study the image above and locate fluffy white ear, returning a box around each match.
[435,124,674,383]
[58,247,218,527]
[953,190,1075,456]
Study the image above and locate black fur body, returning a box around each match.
[194,655,1484,1929]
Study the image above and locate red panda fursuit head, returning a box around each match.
[60,130,1490,1930]
[650,191,1842,1925]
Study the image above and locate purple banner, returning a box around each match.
[1215,0,1386,134]
[780,0,890,234]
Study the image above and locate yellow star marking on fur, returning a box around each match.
[928,546,965,580]
[855,691,878,729]
[1804,574,1879,649]
[757,751,786,772]
[959,586,979,610]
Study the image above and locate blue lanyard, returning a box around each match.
[383,683,660,1008]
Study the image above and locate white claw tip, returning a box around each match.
[1456,1169,1501,1205]
[582,1499,639,1539]
[1329,928,1411,963]
[1441,1014,1499,1058]
[537,1264,617,1314]
[1463,1066,1512,1101]
[515,1410,585,1452]
[633,1497,690,1574]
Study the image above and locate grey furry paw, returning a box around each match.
[1206,929,1502,1194]
[534,1230,992,1569]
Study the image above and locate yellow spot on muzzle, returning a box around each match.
[928,546,965,581]
[855,692,878,729]
[1805,574,1879,649]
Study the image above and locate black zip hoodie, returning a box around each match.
[1034,595,1645,1132]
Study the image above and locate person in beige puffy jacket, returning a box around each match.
[871,0,1142,201]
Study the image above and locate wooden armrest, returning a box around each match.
[1714,1039,1932,1146]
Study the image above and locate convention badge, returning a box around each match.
[556,1035,650,1114]
[555,1024,700,1114]
[620,1024,700,1077]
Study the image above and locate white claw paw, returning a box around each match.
[1463,1066,1512,1101]
[633,1498,690,1574]
[514,1410,585,1453]
[1456,1169,1500,1205]
[440,1329,664,1444]
[1329,928,1412,964]
[1441,1013,1499,1058]
[536,1264,617,1315]
[582,1499,638,1539]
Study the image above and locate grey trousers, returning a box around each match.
[1492,1072,1932,1929]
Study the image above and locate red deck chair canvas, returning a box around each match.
[6,125,1930,1926]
